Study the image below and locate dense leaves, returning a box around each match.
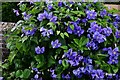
[2,1,120,80]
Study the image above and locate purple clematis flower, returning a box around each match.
[75,18,81,24]
[75,55,83,62]
[67,60,79,66]
[37,10,48,21]
[73,67,88,78]
[22,12,31,20]
[34,74,39,79]
[32,68,38,72]
[50,69,57,78]
[37,13,46,21]
[102,47,109,51]
[50,16,57,23]
[102,27,112,36]
[106,73,115,79]
[35,46,45,54]
[64,49,77,59]
[113,21,119,28]
[0,77,3,80]
[86,10,97,19]
[93,32,106,43]
[62,74,71,79]
[88,21,102,33]
[108,47,119,57]
[22,27,36,36]
[73,67,82,78]
[47,4,53,10]
[108,13,113,17]
[67,26,73,34]
[67,22,84,36]
[37,10,57,23]
[100,9,107,17]
[108,56,118,64]
[115,15,120,22]
[85,65,93,74]
[82,18,88,23]
[115,30,120,38]
[73,26,84,37]
[80,67,86,73]
[58,60,62,64]
[51,39,61,48]
[13,9,19,16]
[58,2,63,7]
[51,74,57,78]
[83,57,92,64]
[63,49,83,66]
[86,40,98,50]
[40,27,53,38]
[47,12,53,19]
[91,69,104,79]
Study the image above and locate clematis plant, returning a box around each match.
[2,1,120,80]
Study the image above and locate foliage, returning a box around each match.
[2,1,120,80]
[2,2,22,22]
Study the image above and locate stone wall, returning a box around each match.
[0,22,15,59]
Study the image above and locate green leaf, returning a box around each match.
[68,44,76,50]
[95,60,101,65]
[22,69,31,78]
[60,33,64,39]
[73,39,79,45]
[47,22,54,26]
[48,56,56,67]
[55,49,62,55]
[71,11,85,16]
[35,55,44,62]
[111,65,118,73]
[2,63,9,69]
[97,54,108,57]
[57,31,60,35]
[61,46,68,50]
[19,4,26,11]
[15,70,23,78]
[100,61,111,73]
[82,38,89,46]
[70,25,74,30]
[16,42,22,50]
[8,51,17,63]
[62,60,69,68]
[35,55,45,68]
[47,22,56,31]
[79,36,87,46]
[22,36,28,43]
[64,32,69,37]
[30,36,38,44]
[6,42,11,49]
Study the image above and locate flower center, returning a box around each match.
[90,14,93,16]
[112,60,115,62]
[77,31,80,33]
[96,36,99,39]
[96,28,98,31]
[118,33,120,36]
[107,31,110,33]
[113,51,116,54]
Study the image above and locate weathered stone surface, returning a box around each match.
[0,22,15,31]
[0,22,15,60]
